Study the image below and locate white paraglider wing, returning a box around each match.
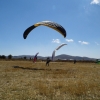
[52,43,67,61]
[56,43,67,50]
[52,50,56,61]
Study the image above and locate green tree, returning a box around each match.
[8,54,12,59]
[1,55,6,59]
[24,56,26,59]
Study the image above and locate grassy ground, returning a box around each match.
[0,61,100,100]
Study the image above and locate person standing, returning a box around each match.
[46,57,51,66]
[74,59,76,64]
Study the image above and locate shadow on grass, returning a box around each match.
[12,66,52,71]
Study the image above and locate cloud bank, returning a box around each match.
[90,0,100,5]
[78,41,89,45]
[66,39,74,42]
[52,39,60,43]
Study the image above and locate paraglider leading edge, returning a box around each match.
[23,21,67,39]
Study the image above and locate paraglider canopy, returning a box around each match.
[23,21,67,39]
[33,52,39,63]
[52,43,67,61]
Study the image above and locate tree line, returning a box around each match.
[0,55,28,60]
[0,55,12,59]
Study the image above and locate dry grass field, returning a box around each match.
[0,61,100,100]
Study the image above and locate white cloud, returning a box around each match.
[95,42,99,45]
[52,39,60,43]
[78,41,89,45]
[90,0,100,5]
[66,39,74,42]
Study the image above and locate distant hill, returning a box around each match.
[12,54,97,61]
[54,54,96,61]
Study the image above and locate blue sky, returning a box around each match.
[0,0,100,58]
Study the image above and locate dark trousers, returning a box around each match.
[46,61,49,66]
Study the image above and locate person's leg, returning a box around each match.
[46,62,47,66]
[48,62,49,66]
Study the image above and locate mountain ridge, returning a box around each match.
[12,54,98,61]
